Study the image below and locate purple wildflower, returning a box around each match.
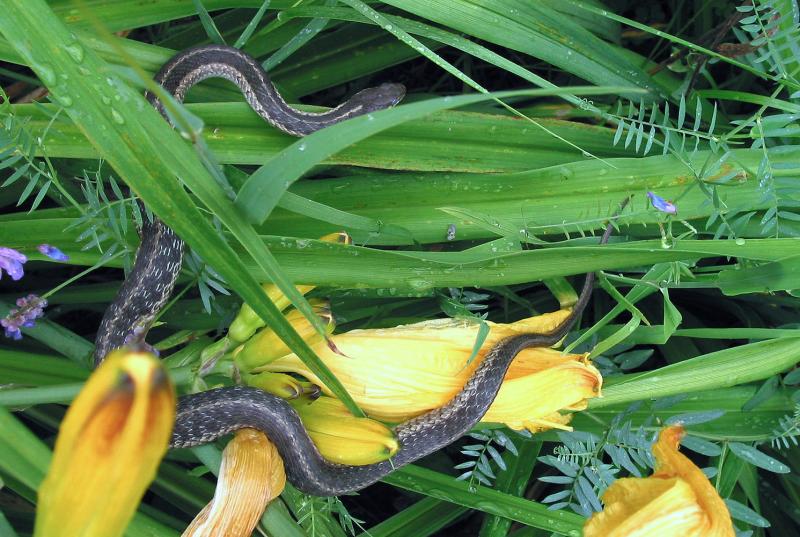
[646,191,677,215]
[1,294,47,340]
[0,247,27,281]
[37,244,69,262]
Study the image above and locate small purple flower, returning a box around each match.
[1,294,47,340]
[647,191,677,215]
[0,247,27,281]
[37,244,69,262]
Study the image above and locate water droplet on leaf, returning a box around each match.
[64,43,84,63]
[111,108,125,124]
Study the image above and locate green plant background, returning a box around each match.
[1,1,799,536]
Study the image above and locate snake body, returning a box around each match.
[96,44,613,496]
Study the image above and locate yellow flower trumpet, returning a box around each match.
[35,349,175,537]
[235,302,334,373]
[584,425,735,537]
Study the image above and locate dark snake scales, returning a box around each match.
[95,44,615,496]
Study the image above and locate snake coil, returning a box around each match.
[95,44,619,496]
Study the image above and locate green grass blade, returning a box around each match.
[595,337,800,409]
[383,465,584,535]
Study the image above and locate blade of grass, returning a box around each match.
[594,336,800,409]
[382,465,584,535]
[0,407,179,536]
[191,0,227,45]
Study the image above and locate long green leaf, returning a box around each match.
[594,337,800,408]
[383,465,584,535]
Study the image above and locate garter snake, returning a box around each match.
[95,44,618,496]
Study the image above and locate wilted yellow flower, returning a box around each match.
[261,310,601,432]
[294,396,399,465]
[183,429,285,537]
[584,425,735,537]
[35,350,175,537]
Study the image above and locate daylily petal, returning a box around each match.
[244,371,319,400]
[294,396,399,465]
[584,426,734,537]
[484,349,602,432]
[35,350,175,537]
[585,477,704,537]
[183,429,285,537]
[228,282,315,344]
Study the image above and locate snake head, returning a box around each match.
[350,82,406,113]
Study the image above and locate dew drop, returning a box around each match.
[110,108,125,124]
[35,63,57,86]
[297,142,306,151]
[735,237,746,245]
[64,42,85,63]
[56,94,73,107]
[101,96,112,105]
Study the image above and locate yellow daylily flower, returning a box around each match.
[293,396,399,465]
[259,309,601,432]
[35,349,175,537]
[584,425,735,537]
[183,429,285,537]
